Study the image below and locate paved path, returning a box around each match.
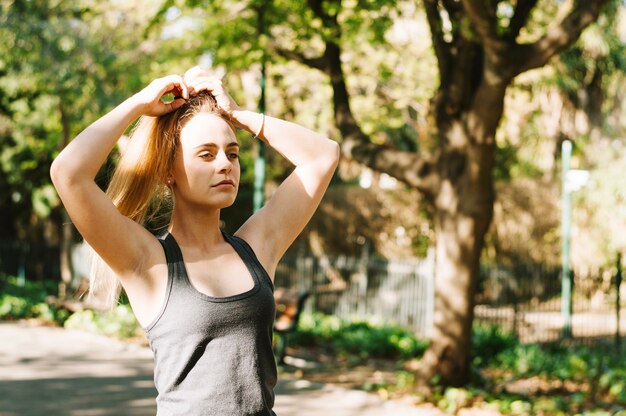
[0,322,441,416]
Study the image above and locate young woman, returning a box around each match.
[50,67,339,415]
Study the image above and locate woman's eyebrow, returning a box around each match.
[193,142,240,150]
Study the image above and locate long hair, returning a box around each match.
[88,92,221,308]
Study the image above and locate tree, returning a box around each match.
[260,0,611,387]
[0,0,163,291]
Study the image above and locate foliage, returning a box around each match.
[293,312,427,360]
[0,275,68,323]
[0,275,141,338]
[491,342,624,388]
[489,1,626,269]
[472,322,520,367]
[64,304,142,340]
[463,332,626,414]
[0,0,170,241]
[324,322,626,414]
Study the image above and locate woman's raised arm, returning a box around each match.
[234,111,340,273]
[50,75,189,276]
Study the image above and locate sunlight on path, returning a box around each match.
[0,322,157,416]
[0,322,444,416]
[275,377,443,416]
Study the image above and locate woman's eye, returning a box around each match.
[199,153,214,159]
[228,153,239,160]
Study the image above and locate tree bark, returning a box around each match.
[419,83,503,386]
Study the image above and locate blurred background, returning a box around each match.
[1,0,626,414]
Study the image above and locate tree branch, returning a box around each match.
[342,139,439,197]
[290,0,438,196]
[505,0,539,41]
[460,0,501,52]
[268,41,327,71]
[424,0,451,85]
[307,0,339,29]
[512,0,609,74]
[307,0,324,20]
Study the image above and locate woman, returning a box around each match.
[50,67,339,415]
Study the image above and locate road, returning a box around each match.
[0,322,442,416]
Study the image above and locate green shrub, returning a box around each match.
[472,322,519,367]
[0,294,30,319]
[293,313,427,360]
[0,275,56,299]
[64,304,142,340]
[0,276,71,324]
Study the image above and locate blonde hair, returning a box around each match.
[88,92,222,308]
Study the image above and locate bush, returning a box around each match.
[293,313,427,360]
[470,329,626,410]
[64,304,142,340]
[0,295,30,319]
[0,276,67,323]
[472,322,520,367]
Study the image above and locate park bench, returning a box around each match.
[273,288,309,364]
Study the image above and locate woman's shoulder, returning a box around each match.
[233,226,277,278]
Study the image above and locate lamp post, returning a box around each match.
[253,2,267,213]
[561,139,589,338]
[616,253,622,347]
[253,55,266,213]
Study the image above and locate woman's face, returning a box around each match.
[171,112,240,209]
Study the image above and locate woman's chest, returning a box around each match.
[184,251,255,298]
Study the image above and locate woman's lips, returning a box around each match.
[213,180,235,188]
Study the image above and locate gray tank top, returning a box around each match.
[144,232,277,416]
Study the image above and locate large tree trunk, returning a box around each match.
[415,0,509,379]
[419,122,499,385]
[421,199,489,385]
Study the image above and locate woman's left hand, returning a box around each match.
[184,66,241,117]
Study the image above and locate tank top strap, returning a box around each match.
[157,233,187,280]
[223,232,274,291]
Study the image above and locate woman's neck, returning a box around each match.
[168,206,223,250]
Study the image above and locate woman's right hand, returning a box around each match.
[132,75,189,117]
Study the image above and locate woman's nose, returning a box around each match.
[216,151,232,173]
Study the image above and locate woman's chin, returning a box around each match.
[211,194,238,210]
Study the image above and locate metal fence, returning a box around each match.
[475,262,622,343]
[3,238,622,345]
[275,250,435,339]
[276,252,623,344]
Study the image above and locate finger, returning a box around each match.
[188,79,218,95]
[184,66,207,82]
[188,75,221,87]
[162,75,189,99]
[163,98,186,113]
[189,81,212,93]
[170,85,183,98]
[170,97,186,109]
[191,80,222,95]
